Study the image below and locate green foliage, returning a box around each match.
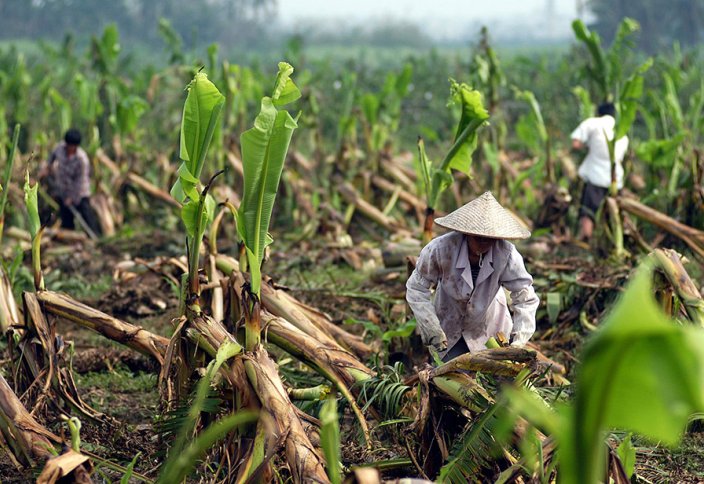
[572,18,641,103]
[0,124,20,239]
[158,18,184,64]
[572,19,609,101]
[23,171,40,238]
[320,397,342,484]
[502,260,704,483]
[119,452,141,484]
[437,404,500,483]
[636,133,686,168]
[614,58,652,140]
[158,412,257,484]
[572,86,594,119]
[115,95,149,136]
[616,434,636,479]
[444,79,490,173]
[169,70,224,300]
[358,362,409,419]
[158,341,252,483]
[171,71,225,205]
[344,317,416,347]
[237,62,300,297]
[513,88,547,158]
[546,292,562,324]
[416,80,489,210]
[91,23,121,76]
[381,318,416,343]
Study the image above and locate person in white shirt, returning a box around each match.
[570,102,629,241]
[406,192,540,362]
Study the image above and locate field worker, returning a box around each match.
[406,192,539,362]
[571,102,629,241]
[39,129,101,235]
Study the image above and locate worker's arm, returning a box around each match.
[500,246,539,346]
[572,138,585,150]
[38,148,57,180]
[406,243,447,352]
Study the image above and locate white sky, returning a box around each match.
[277,0,577,24]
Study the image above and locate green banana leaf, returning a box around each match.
[23,171,40,239]
[416,138,432,203]
[572,19,609,100]
[572,86,594,120]
[636,133,686,168]
[116,95,148,136]
[320,397,342,484]
[615,58,652,140]
[514,88,547,144]
[442,80,490,174]
[171,72,225,204]
[416,81,489,211]
[501,261,704,484]
[238,62,300,297]
[568,260,704,484]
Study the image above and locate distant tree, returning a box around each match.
[587,0,704,52]
[0,0,276,52]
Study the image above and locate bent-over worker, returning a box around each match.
[406,192,540,361]
[39,128,101,235]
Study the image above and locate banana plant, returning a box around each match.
[23,170,44,291]
[235,61,300,350]
[602,58,652,260]
[360,63,412,171]
[0,124,20,245]
[499,259,704,484]
[472,26,504,115]
[170,71,225,311]
[513,88,552,185]
[572,17,640,102]
[416,80,489,245]
[158,18,185,65]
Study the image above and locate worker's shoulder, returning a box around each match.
[423,231,463,254]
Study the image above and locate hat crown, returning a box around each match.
[434,192,530,239]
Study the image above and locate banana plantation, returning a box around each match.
[1,13,704,484]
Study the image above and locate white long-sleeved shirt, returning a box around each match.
[406,232,539,356]
[571,114,629,189]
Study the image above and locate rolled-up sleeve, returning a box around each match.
[500,246,539,346]
[406,244,442,335]
[570,119,589,143]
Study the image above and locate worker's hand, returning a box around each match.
[420,325,447,352]
[64,197,74,207]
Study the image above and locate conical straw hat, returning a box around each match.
[435,192,531,239]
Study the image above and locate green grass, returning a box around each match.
[76,368,159,422]
[45,271,113,300]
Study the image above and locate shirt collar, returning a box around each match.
[455,235,495,269]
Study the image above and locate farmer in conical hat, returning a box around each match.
[406,192,539,361]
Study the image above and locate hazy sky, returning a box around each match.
[278,0,577,24]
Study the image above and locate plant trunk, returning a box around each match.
[245,348,330,482]
[618,196,704,259]
[20,292,111,423]
[422,207,435,246]
[215,254,372,358]
[0,373,60,467]
[188,312,330,483]
[0,267,20,335]
[36,290,168,364]
[605,197,625,259]
[336,177,398,230]
[651,249,704,326]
